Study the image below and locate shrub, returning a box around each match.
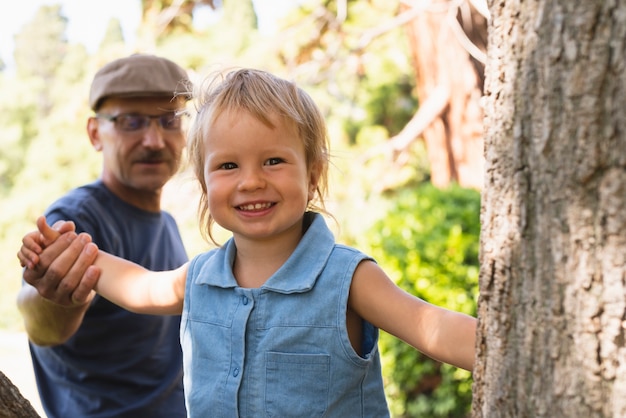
[364,183,480,417]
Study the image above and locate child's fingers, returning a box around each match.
[22,231,80,289]
[36,215,62,247]
[17,247,39,269]
[19,230,44,269]
[52,220,76,234]
[23,233,95,306]
[21,230,43,254]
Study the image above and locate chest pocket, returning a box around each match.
[264,352,330,417]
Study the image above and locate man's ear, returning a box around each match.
[87,117,103,151]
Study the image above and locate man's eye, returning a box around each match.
[220,162,237,170]
[160,114,181,130]
[265,158,284,166]
[120,116,145,130]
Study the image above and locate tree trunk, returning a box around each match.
[474,0,626,416]
[0,371,40,418]
[403,0,488,189]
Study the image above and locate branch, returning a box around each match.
[447,0,487,64]
[156,0,188,33]
[468,0,490,20]
[358,84,450,163]
[355,1,439,51]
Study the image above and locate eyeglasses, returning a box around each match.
[95,112,185,132]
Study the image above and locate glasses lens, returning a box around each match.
[118,115,149,131]
[159,113,182,130]
[101,113,183,132]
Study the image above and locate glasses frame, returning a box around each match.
[95,112,186,132]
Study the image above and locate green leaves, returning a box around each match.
[364,183,480,417]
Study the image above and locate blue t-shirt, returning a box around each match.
[29,180,188,418]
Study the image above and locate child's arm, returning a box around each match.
[25,216,188,316]
[92,251,188,315]
[349,260,476,371]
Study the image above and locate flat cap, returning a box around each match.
[89,54,190,110]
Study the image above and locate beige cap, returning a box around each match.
[89,54,190,110]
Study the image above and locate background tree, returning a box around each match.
[474,0,626,416]
[400,0,487,189]
[13,4,68,116]
[276,0,488,192]
[137,0,216,50]
[100,18,125,49]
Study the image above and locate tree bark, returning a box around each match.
[403,0,488,189]
[0,371,39,418]
[474,0,626,416]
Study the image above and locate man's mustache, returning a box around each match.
[135,151,169,163]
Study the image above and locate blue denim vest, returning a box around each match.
[181,213,389,417]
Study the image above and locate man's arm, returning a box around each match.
[18,283,93,346]
[17,220,101,346]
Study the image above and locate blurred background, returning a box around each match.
[0,1,487,416]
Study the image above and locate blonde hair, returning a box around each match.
[187,68,330,245]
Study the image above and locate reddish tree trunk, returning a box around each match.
[403,0,487,189]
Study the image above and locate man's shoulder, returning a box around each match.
[44,181,113,229]
[48,181,107,209]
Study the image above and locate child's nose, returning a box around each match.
[238,167,266,191]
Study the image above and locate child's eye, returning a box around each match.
[265,157,284,166]
[220,162,237,170]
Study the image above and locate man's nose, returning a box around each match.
[141,121,166,149]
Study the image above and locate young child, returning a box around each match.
[19,68,476,418]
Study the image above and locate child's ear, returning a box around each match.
[308,162,323,201]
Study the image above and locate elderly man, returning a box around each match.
[17,54,190,418]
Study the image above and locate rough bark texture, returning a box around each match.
[474,0,626,417]
[403,0,487,189]
[0,371,39,418]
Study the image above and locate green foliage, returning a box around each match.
[0,77,38,195]
[14,5,68,81]
[204,0,257,56]
[362,183,480,417]
[281,0,415,146]
[100,18,125,49]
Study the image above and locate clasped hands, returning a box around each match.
[18,216,101,307]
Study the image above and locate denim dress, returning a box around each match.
[181,212,389,417]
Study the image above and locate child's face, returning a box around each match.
[203,109,319,244]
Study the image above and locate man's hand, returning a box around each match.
[18,216,101,306]
[18,217,75,269]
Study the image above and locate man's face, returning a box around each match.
[88,96,187,205]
